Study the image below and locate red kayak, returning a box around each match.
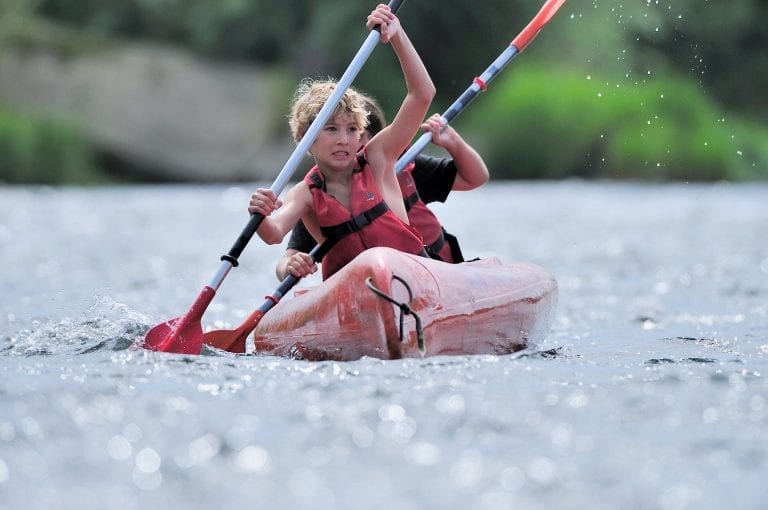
[252,247,557,361]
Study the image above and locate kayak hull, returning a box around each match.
[253,247,557,361]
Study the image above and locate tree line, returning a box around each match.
[2,0,767,182]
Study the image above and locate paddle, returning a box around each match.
[202,244,328,353]
[396,0,567,170]
[202,0,568,354]
[143,0,406,354]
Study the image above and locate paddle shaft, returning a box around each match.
[396,0,566,172]
[212,0,405,293]
[259,243,327,314]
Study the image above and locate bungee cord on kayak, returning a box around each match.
[365,275,425,354]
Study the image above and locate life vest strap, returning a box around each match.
[320,201,389,246]
[426,229,447,258]
[425,228,465,263]
[403,191,420,212]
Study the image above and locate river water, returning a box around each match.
[1,181,767,510]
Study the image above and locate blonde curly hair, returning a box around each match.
[288,79,369,142]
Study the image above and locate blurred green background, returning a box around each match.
[1,0,766,184]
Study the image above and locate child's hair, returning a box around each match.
[360,94,387,136]
[289,79,369,142]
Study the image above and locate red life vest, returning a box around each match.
[304,154,426,280]
[398,165,456,263]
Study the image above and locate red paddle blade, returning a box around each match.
[202,309,265,354]
[202,329,247,354]
[144,316,203,354]
[143,286,216,354]
[512,0,567,52]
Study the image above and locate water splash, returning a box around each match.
[1,296,150,357]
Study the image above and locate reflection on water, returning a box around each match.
[1,182,767,510]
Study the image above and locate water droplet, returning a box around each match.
[135,448,161,473]
[107,435,132,460]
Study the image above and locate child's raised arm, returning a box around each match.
[421,113,490,191]
[365,4,435,169]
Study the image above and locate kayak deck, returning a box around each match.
[253,247,558,361]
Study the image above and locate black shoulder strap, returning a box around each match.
[306,171,325,191]
[354,151,367,174]
[403,191,420,212]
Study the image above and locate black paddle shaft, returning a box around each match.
[256,242,331,314]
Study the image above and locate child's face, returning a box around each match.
[311,113,362,172]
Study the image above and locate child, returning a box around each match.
[249,4,435,280]
[276,96,490,281]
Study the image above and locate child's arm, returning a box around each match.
[276,249,318,280]
[366,5,435,164]
[248,183,312,245]
[422,113,490,191]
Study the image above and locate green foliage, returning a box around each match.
[0,106,108,185]
[262,66,297,138]
[5,0,767,182]
[23,0,768,117]
[34,0,307,62]
[462,66,768,181]
[632,0,768,121]
[0,0,112,57]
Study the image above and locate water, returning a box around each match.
[1,181,767,510]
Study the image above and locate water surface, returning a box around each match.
[1,181,767,509]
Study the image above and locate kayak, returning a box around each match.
[252,247,558,361]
